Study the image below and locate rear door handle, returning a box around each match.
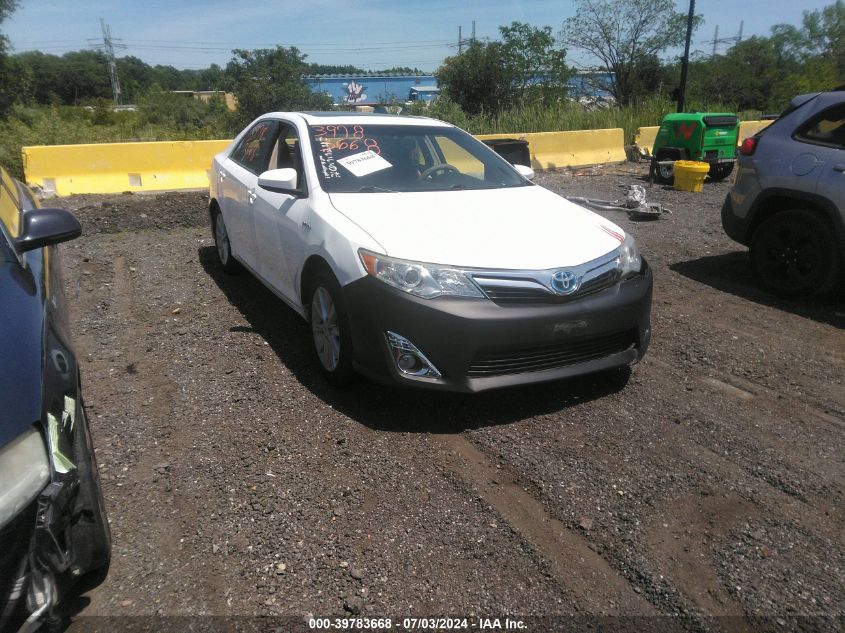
[218,170,226,181]
[834,164,845,173]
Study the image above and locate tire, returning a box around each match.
[212,208,242,274]
[306,270,355,386]
[709,162,734,181]
[69,401,111,593]
[651,155,676,185]
[749,209,840,299]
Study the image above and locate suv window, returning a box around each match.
[795,104,845,149]
[0,168,21,238]
[231,120,279,174]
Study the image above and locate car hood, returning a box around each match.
[328,185,625,270]
[0,259,44,449]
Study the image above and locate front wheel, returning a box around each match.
[307,271,355,386]
[749,209,840,299]
[68,402,111,594]
[212,209,241,274]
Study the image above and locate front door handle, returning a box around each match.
[834,164,845,173]
[247,189,257,204]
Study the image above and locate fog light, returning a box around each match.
[385,331,442,379]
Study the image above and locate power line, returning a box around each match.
[702,21,744,58]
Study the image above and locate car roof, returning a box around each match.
[266,111,453,128]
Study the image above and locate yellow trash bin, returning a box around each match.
[673,160,710,192]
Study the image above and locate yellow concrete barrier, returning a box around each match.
[632,126,659,155]
[476,129,626,170]
[633,120,775,156]
[23,127,628,196]
[22,139,231,196]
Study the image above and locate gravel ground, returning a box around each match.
[55,163,844,632]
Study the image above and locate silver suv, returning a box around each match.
[722,89,845,298]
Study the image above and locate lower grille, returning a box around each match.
[467,330,636,377]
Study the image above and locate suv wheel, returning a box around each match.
[750,209,840,298]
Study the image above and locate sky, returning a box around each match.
[3,0,835,72]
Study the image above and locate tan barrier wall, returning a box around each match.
[22,127,626,195]
[738,119,773,140]
[22,139,231,196]
[633,120,774,156]
[632,126,659,154]
[476,129,626,170]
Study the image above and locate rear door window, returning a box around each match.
[230,120,279,174]
[795,104,845,149]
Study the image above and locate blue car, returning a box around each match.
[0,166,110,631]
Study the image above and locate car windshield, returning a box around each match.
[308,123,529,193]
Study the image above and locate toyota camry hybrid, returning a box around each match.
[209,112,652,392]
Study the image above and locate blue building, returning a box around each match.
[302,71,614,107]
[303,74,439,106]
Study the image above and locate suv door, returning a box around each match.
[222,120,279,271]
[794,103,845,215]
[252,122,311,304]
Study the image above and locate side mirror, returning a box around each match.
[258,168,299,194]
[15,208,81,252]
[514,164,535,180]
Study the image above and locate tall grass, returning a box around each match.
[0,102,232,180]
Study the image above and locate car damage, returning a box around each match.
[0,167,111,632]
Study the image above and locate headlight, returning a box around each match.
[617,234,643,277]
[359,249,485,299]
[0,426,50,530]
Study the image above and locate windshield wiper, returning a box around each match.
[357,185,397,193]
[448,183,467,190]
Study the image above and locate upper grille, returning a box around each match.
[475,268,619,305]
[467,254,620,305]
[467,330,637,377]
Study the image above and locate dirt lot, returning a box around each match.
[56,163,844,632]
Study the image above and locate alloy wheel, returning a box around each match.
[311,286,341,371]
[215,215,231,265]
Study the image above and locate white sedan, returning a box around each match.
[209,112,652,392]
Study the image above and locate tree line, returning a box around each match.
[1,0,843,126]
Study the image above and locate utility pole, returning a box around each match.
[712,25,719,58]
[457,22,476,53]
[100,18,124,105]
[676,0,695,113]
[703,21,745,58]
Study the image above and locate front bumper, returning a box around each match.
[343,261,653,392]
